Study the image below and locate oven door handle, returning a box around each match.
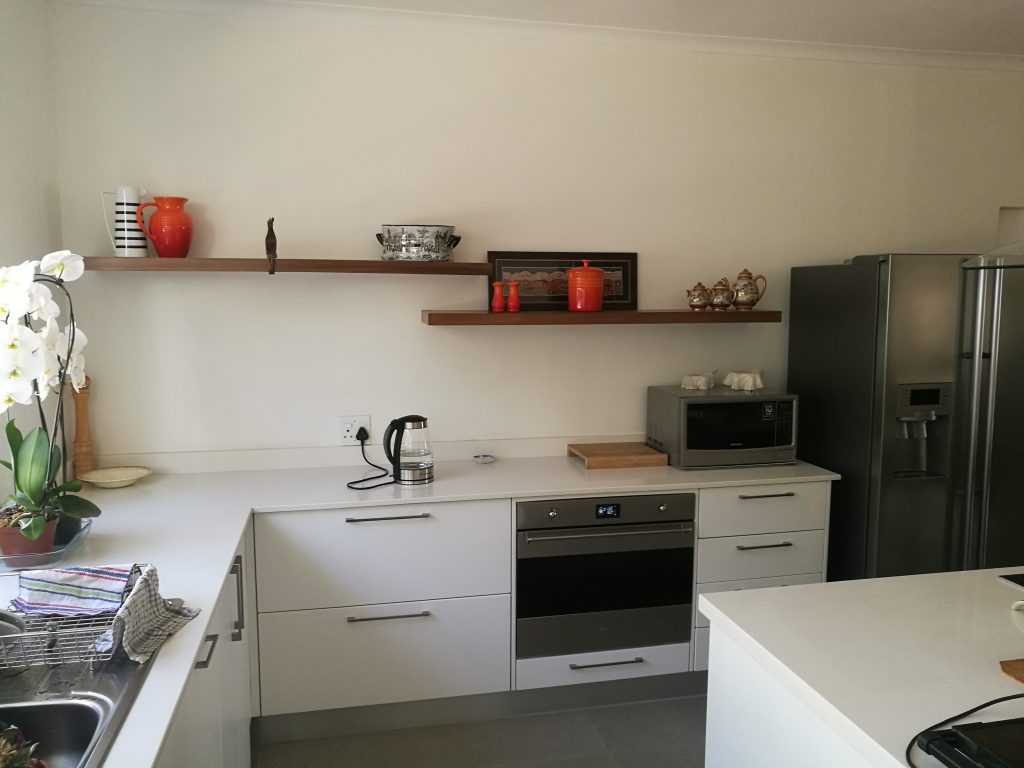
[525,525,693,544]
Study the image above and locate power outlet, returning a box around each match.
[340,415,371,445]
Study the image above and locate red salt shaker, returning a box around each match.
[491,281,506,312]
[507,281,521,312]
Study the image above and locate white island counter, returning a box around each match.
[700,568,1024,767]
[13,456,835,767]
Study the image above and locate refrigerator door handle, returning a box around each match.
[962,271,987,570]
[963,268,1003,570]
[977,268,1004,569]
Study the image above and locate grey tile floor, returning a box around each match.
[258,695,706,768]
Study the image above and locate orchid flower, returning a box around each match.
[38,251,84,282]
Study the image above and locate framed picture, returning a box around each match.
[487,251,638,311]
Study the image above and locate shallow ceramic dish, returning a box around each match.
[79,466,152,488]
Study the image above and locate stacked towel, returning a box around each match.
[97,565,199,663]
[11,564,134,616]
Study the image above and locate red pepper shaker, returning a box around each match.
[491,281,506,312]
[506,281,521,312]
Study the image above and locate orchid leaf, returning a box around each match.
[17,515,44,540]
[57,495,101,518]
[13,493,39,513]
[5,421,22,471]
[15,428,49,506]
[52,480,82,494]
[47,445,61,484]
[0,459,10,471]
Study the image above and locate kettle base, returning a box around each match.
[396,467,434,484]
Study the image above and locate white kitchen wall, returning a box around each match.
[8,2,1024,468]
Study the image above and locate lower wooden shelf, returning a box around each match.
[421,310,782,326]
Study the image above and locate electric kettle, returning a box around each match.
[383,415,434,485]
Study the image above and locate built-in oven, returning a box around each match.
[515,493,695,661]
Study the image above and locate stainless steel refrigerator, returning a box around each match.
[787,248,1024,581]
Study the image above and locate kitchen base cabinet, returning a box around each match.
[693,481,830,673]
[259,594,511,716]
[515,643,689,691]
[157,535,254,768]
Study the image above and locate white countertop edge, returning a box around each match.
[700,596,904,767]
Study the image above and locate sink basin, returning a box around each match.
[0,652,151,768]
[0,699,104,768]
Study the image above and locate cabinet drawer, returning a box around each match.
[259,594,511,715]
[698,482,827,538]
[694,573,821,627]
[693,627,710,672]
[515,643,688,690]
[696,529,825,583]
[255,499,511,612]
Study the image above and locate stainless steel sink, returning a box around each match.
[0,653,151,768]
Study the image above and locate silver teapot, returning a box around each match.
[731,269,767,310]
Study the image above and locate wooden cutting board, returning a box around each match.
[1001,659,1024,684]
[567,442,668,469]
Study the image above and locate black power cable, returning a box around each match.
[346,427,395,490]
[906,692,1024,767]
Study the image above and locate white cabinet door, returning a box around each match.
[255,500,512,612]
[157,536,253,768]
[259,594,511,715]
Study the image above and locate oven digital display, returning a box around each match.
[596,503,621,519]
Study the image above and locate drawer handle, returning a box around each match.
[195,634,219,670]
[570,657,644,671]
[345,513,432,523]
[346,610,432,623]
[736,541,793,551]
[737,492,796,500]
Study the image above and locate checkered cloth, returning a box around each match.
[96,564,199,662]
[11,564,134,616]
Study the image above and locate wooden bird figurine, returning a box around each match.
[265,217,278,275]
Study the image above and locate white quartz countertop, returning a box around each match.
[700,568,1024,767]
[9,456,835,767]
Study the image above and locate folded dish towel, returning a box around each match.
[96,564,199,663]
[10,564,134,616]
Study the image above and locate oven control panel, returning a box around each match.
[516,493,695,530]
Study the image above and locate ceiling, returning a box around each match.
[298,0,1024,57]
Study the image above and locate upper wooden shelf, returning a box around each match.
[83,257,491,276]
[421,310,782,326]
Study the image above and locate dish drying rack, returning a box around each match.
[0,614,114,669]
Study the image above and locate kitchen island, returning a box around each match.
[2,456,835,767]
[700,568,1024,767]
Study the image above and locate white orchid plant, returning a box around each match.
[0,251,100,540]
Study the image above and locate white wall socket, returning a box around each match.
[340,415,371,445]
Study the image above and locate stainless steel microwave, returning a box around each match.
[645,386,797,468]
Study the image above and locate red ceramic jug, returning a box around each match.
[136,196,193,258]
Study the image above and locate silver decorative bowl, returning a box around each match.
[377,225,461,262]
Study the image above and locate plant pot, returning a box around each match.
[0,519,58,556]
[55,515,83,546]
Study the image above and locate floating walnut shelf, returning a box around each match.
[83,257,491,276]
[420,310,782,326]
